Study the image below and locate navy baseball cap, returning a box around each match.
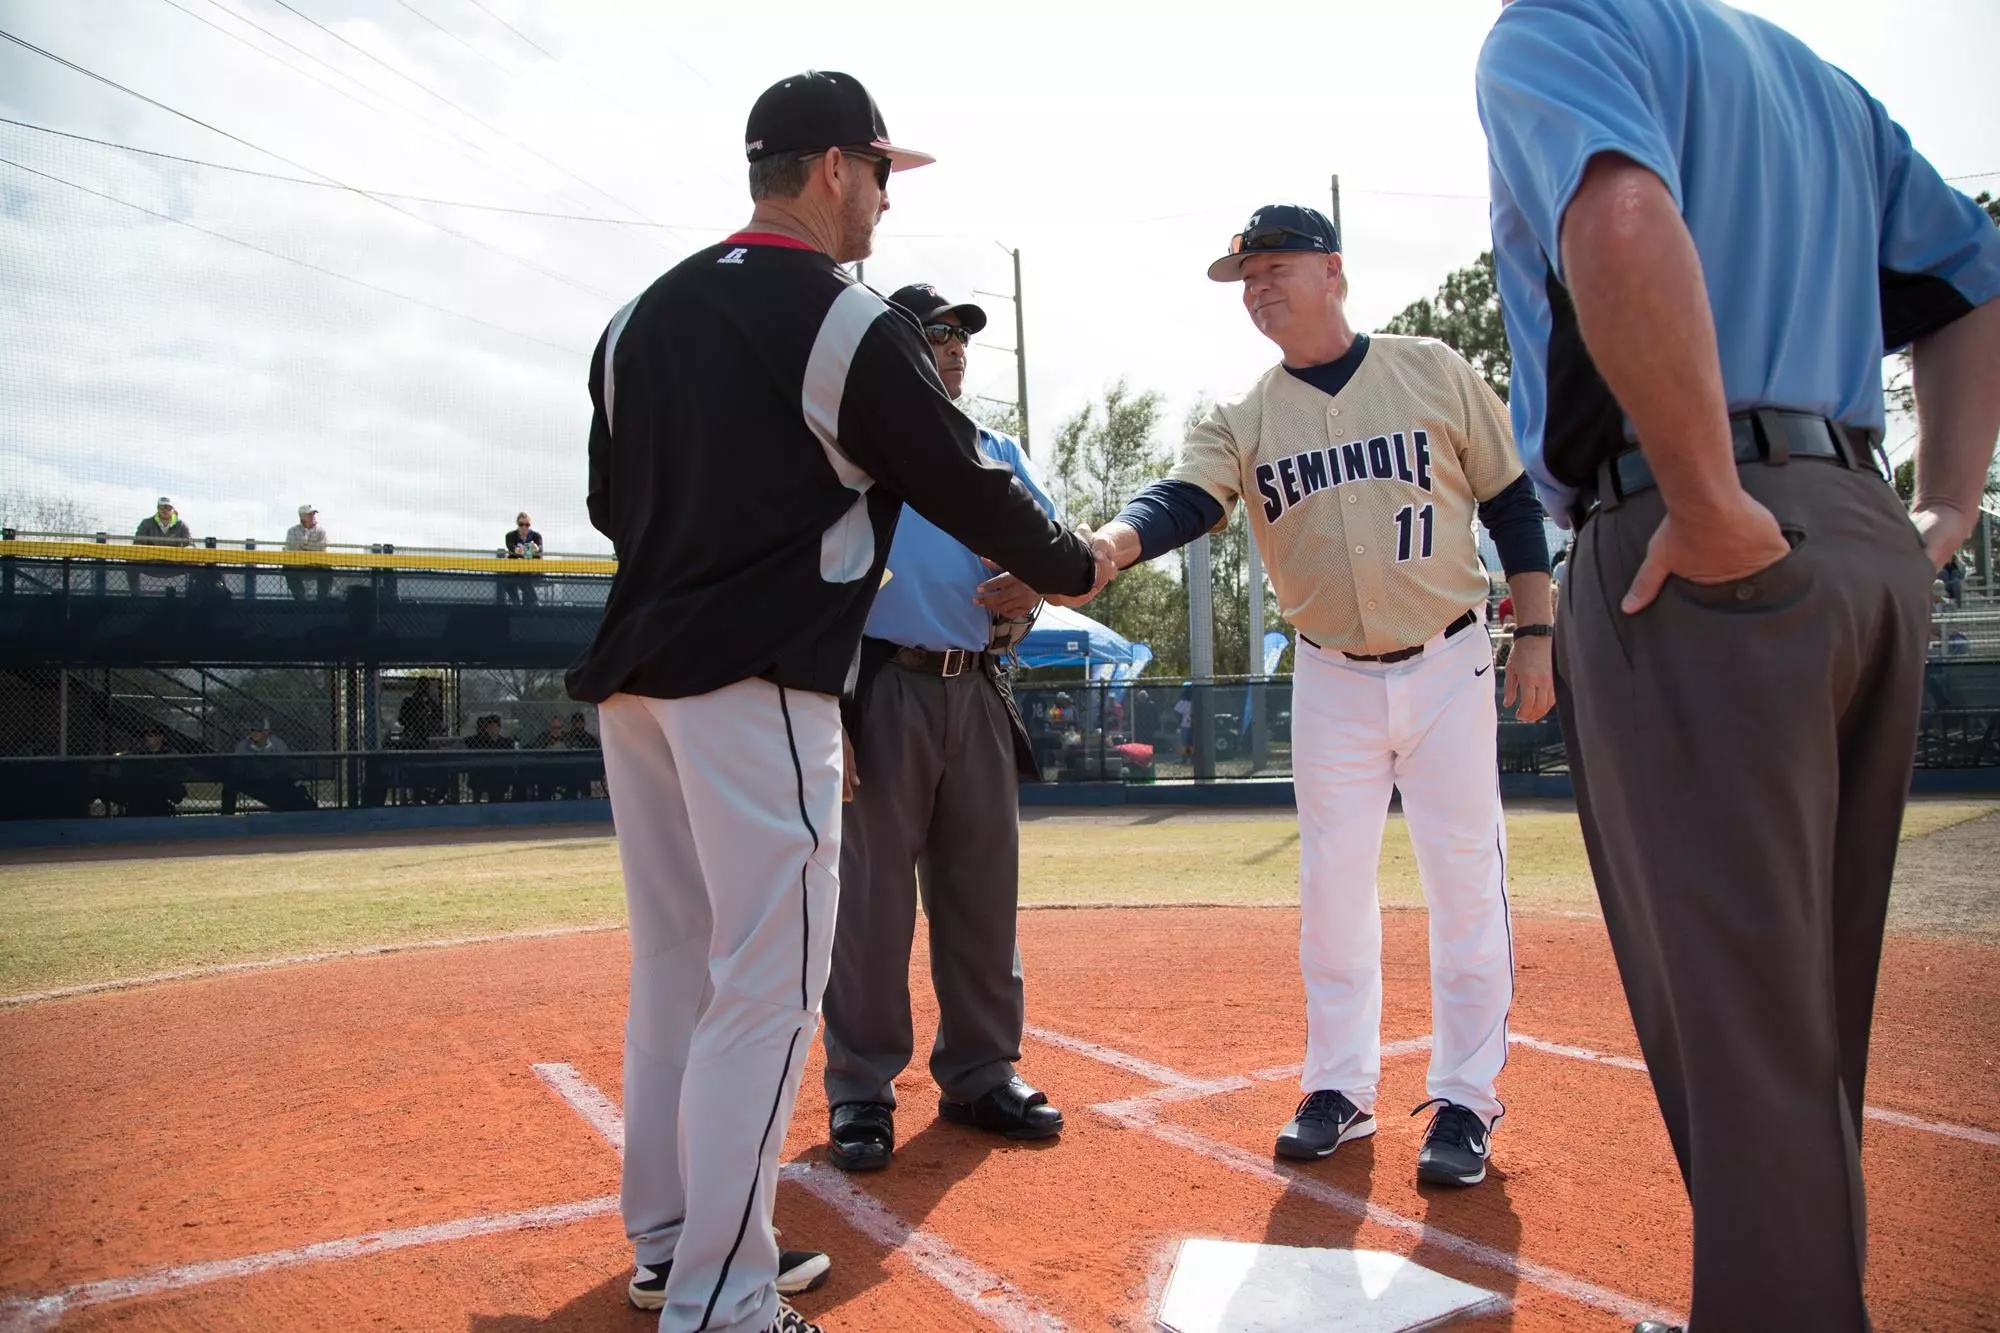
[1207,204,1341,282]
[887,283,989,335]
[744,71,935,172]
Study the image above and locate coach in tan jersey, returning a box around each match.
[1045,205,1554,1186]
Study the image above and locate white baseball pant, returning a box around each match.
[1292,620,1512,1127]
[598,681,841,1333]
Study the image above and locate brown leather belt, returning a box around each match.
[889,645,990,678]
[1300,608,1478,665]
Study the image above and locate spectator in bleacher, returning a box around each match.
[284,503,332,601]
[464,712,515,802]
[397,678,444,747]
[530,717,568,749]
[501,512,543,607]
[564,711,599,749]
[1941,556,1964,606]
[118,723,186,816]
[224,719,316,814]
[131,496,193,596]
[133,498,190,546]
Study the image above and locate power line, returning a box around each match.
[0,115,731,228]
[261,0,661,226]
[159,0,506,173]
[0,26,619,300]
[1944,169,1999,183]
[169,0,671,245]
[459,0,556,60]
[390,0,514,80]
[0,152,578,354]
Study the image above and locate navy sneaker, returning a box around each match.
[1413,1099,1491,1186]
[1274,1089,1376,1160]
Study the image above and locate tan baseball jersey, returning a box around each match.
[1170,334,1523,655]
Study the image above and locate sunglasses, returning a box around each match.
[1228,224,1324,256]
[923,323,971,347]
[805,148,891,191]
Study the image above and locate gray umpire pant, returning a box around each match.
[823,660,1026,1109]
[1555,460,1932,1332]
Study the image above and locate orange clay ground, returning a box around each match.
[2,906,1995,1331]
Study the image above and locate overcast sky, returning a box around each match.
[1,0,1995,554]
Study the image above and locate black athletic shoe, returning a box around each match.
[626,1246,830,1310]
[1633,1323,1684,1333]
[1413,1099,1491,1186]
[1274,1089,1376,1160]
[769,1299,824,1333]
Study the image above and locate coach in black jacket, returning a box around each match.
[565,71,1104,1333]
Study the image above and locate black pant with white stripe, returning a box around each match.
[598,681,841,1333]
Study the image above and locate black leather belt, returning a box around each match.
[1568,409,1886,529]
[889,645,989,678]
[1300,609,1478,665]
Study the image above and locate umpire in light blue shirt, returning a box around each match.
[821,284,1067,1170]
[1477,2,2000,1330]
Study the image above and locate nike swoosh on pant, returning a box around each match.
[1474,665,1491,677]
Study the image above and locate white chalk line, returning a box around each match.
[531,1063,1068,1333]
[1025,1025,1679,1329]
[787,1164,1068,1332]
[0,924,625,1008]
[532,1062,626,1154]
[1221,1031,1997,1151]
[1503,1034,2000,1149]
[0,1196,620,1333]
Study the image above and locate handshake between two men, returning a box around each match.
[974,522,1127,619]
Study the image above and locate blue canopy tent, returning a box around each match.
[1014,603,1141,672]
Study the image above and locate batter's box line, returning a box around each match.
[1022,1024,1684,1330]
[1170,1030,2000,1150]
[0,1196,621,1333]
[532,1063,1068,1333]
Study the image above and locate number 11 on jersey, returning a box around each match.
[1394,503,1435,562]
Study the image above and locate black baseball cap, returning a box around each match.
[744,71,935,172]
[886,283,988,335]
[1206,204,1341,282]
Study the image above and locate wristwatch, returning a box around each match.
[1513,624,1553,639]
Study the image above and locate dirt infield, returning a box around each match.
[2,906,1995,1331]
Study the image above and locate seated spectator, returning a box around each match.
[500,512,543,607]
[223,720,316,814]
[118,723,186,817]
[564,712,599,749]
[529,717,568,749]
[284,503,332,601]
[464,712,516,802]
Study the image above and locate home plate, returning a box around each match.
[1157,1239,1507,1332]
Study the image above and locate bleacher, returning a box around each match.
[4,533,1998,825]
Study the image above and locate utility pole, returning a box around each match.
[975,242,1031,453]
[1329,172,1343,240]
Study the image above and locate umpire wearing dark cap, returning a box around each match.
[820,282,1067,1175]
[568,70,1103,1333]
[1478,2,2000,1329]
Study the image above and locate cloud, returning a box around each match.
[0,0,1992,552]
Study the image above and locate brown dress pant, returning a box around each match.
[1554,458,1933,1332]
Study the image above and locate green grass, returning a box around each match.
[1,801,1990,997]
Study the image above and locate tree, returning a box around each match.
[962,396,1025,442]
[0,492,101,535]
[1038,381,1191,678]
[1382,250,1512,402]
